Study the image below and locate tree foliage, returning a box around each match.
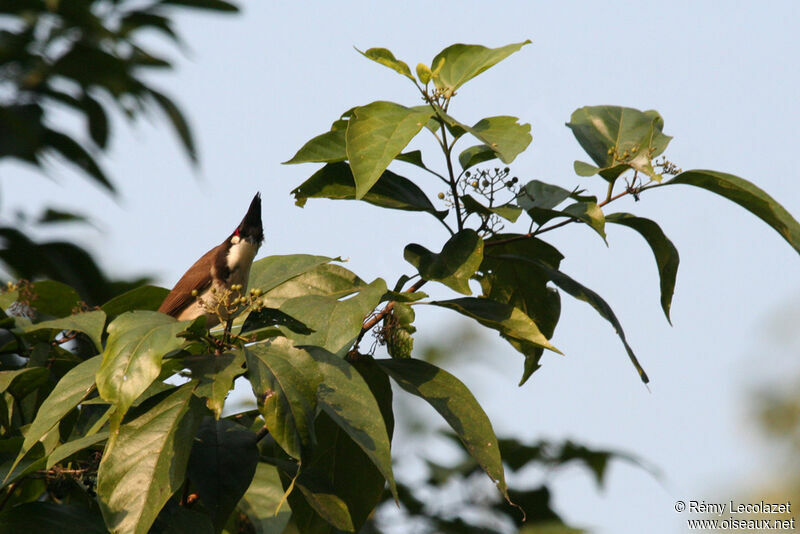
[1,33,799,534]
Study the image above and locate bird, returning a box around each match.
[158,192,264,327]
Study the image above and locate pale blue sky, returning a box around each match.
[4,2,800,532]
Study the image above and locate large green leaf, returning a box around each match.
[13,356,101,471]
[308,348,396,500]
[245,339,319,459]
[238,463,292,534]
[279,278,387,356]
[187,350,246,419]
[280,457,352,533]
[431,41,531,94]
[186,417,259,532]
[97,384,205,534]
[284,120,347,164]
[497,255,649,384]
[377,358,509,501]
[666,169,800,255]
[562,201,606,243]
[260,263,366,309]
[606,213,680,323]
[291,161,447,220]
[101,286,170,320]
[248,255,337,296]
[356,47,414,81]
[21,310,106,351]
[430,297,561,354]
[0,502,106,534]
[346,101,433,199]
[566,106,672,182]
[96,311,192,420]
[404,230,483,295]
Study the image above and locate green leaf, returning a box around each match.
[13,356,101,472]
[280,459,353,532]
[260,263,364,309]
[404,230,483,295]
[82,95,109,148]
[460,194,523,223]
[346,101,433,199]
[666,169,800,255]
[0,502,106,534]
[464,116,531,164]
[96,311,192,419]
[187,350,246,419]
[242,308,311,335]
[36,208,91,225]
[101,285,170,320]
[606,213,680,323]
[562,201,606,243]
[238,463,292,534]
[27,280,81,318]
[566,106,672,182]
[458,144,497,170]
[187,417,259,532]
[245,339,319,459]
[308,348,396,500]
[97,384,205,534]
[496,256,648,384]
[248,255,337,296]
[416,63,432,84]
[356,47,414,80]
[431,41,531,93]
[430,297,561,354]
[291,162,447,220]
[285,121,347,164]
[394,149,426,168]
[0,368,48,399]
[21,310,106,352]
[377,358,509,501]
[279,278,387,356]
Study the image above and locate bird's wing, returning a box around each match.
[157,243,223,317]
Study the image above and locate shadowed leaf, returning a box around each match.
[404,230,483,295]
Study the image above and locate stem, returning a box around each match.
[440,121,463,230]
[605,181,614,203]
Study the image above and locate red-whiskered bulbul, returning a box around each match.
[158,193,264,327]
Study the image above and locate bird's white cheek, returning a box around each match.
[227,240,259,271]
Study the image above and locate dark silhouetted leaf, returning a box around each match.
[187,417,259,531]
[291,162,447,220]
